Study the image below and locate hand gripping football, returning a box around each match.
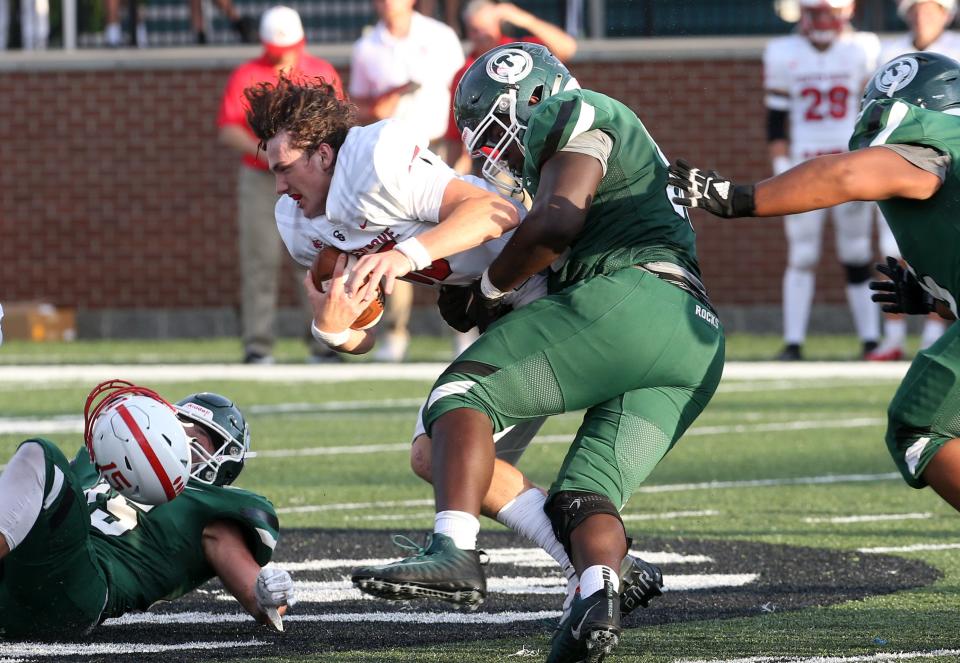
[310,246,385,330]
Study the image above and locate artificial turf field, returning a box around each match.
[1,335,959,663]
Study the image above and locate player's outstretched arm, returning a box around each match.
[202,520,296,631]
[669,148,942,218]
[486,151,602,292]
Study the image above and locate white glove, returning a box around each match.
[255,566,295,631]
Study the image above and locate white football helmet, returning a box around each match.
[799,0,854,46]
[84,380,191,505]
[898,0,957,20]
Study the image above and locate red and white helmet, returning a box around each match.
[84,380,191,505]
[800,0,855,46]
[897,0,957,20]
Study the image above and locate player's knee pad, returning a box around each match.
[787,242,819,271]
[545,490,624,558]
[843,262,873,285]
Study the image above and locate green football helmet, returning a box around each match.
[454,42,579,193]
[862,52,960,113]
[175,392,250,486]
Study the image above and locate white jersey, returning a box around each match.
[880,31,960,65]
[275,120,544,308]
[764,31,881,161]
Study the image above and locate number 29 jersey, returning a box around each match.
[764,31,880,161]
[74,448,279,619]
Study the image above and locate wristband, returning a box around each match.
[480,268,508,300]
[772,155,791,176]
[395,238,432,271]
[731,185,756,217]
[311,321,351,347]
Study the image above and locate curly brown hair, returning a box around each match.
[244,73,358,157]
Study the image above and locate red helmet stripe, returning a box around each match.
[116,403,179,502]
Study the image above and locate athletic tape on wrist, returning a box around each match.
[395,238,432,271]
[480,269,507,300]
[310,321,350,347]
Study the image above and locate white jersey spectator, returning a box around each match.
[763,0,881,361]
[868,0,960,361]
[349,7,465,144]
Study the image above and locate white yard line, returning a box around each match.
[804,513,932,524]
[859,542,960,553]
[214,573,757,604]
[275,472,900,516]
[676,649,960,663]
[0,361,909,385]
[105,609,559,626]
[277,549,712,572]
[622,510,719,521]
[1,640,264,657]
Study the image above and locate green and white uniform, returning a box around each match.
[424,89,725,506]
[851,98,960,487]
[0,438,278,638]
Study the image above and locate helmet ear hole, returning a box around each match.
[529,85,543,106]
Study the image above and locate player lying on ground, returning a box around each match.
[243,74,665,627]
[351,43,725,663]
[669,51,960,521]
[0,380,294,639]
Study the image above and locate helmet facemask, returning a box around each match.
[462,87,527,195]
[175,393,250,486]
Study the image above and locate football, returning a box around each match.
[310,246,385,331]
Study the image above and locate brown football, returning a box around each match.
[310,246,385,331]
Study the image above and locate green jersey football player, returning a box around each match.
[0,380,294,639]
[669,50,960,554]
[351,43,725,663]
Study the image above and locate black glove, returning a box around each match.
[667,159,756,218]
[869,256,934,315]
[437,281,511,334]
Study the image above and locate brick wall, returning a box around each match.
[0,40,861,334]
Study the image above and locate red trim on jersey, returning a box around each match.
[116,403,179,502]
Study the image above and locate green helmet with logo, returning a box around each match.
[175,392,250,486]
[862,52,960,113]
[453,42,579,193]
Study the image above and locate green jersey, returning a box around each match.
[851,98,960,317]
[72,448,279,619]
[521,88,701,291]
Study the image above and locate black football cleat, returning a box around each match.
[351,533,486,609]
[775,343,803,361]
[619,553,663,618]
[548,576,621,663]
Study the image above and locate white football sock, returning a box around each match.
[434,510,479,550]
[496,488,576,580]
[783,267,815,345]
[921,318,947,350]
[846,281,880,343]
[0,442,46,552]
[881,317,908,351]
[579,564,619,598]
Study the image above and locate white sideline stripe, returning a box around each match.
[277,548,711,572]
[2,639,263,656]
[106,609,560,626]
[214,573,756,604]
[859,542,960,553]
[0,361,909,385]
[277,472,900,515]
[804,512,932,524]
[676,648,960,663]
[249,398,423,414]
[623,509,719,521]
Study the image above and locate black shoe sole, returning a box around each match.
[585,628,620,663]
[619,559,664,618]
[353,577,485,610]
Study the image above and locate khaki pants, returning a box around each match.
[237,166,323,358]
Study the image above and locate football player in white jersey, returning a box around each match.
[869,0,960,361]
[244,75,666,620]
[764,0,882,360]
